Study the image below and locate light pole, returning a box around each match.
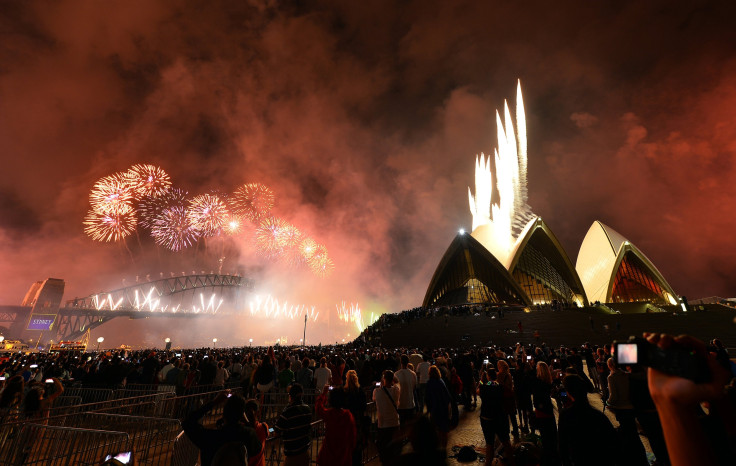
[212,338,217,349]
[249,338,253,347]
[97,337,104,352]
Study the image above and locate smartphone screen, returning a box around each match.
[616,343,638,364]
[375,382,381,387]
[104,452,132,464]
[268,427,274,433]
[45,379,54,383]
[483,359,489,365]
[526,356,532,360]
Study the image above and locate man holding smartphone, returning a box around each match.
[183,390,262,466]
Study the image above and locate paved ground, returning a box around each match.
[368,367,656,465]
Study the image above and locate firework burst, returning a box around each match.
[138,187,189,229]
[255,217,287,257]
[187,194,229,236]
[223,213,245,235]
[89,173,134,215]
[83,209,137,242]
[231,183,275,221]
[308,243,334,277]
[151,205,200,251]
[125,164,172,199]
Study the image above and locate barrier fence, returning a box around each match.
[0,424,131,466]
[0,385,383,465]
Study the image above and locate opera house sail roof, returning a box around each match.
[576,221,677,305]
[423,233,531,308]
[506,217,588,306]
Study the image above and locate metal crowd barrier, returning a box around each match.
[61,387,115,404]
[170,430,199,466]
[0,424,131,466]
[72,413,182,465]
[264,419,325,466]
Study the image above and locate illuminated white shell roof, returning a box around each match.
[576,221,677,304]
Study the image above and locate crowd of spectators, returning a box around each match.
[2,324,736,465]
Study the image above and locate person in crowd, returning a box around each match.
[343,369,367,466]
[274,383,313,466]
[424,365,452,451]
[606,358,648,465]
[244,399,268,466]
[390,414,447,466]
[315,385,357,465]
[373,369,401,464]
[183,390,262,466]
[416,355,431,414]
[0,375,24,422]
[165,359,182,385]
[313,357,332,390]
[395,355,417,426]
[497,359,520,439]
[214,360,229,388]
[645,332,736,466]
[531,361,558,465]
[478,368,513,462]
[278,360,295,392]
[296,358,313,390]
[595,347,610,400]
[23,377,64,419]
[254,356,276,398]
[558,374,617,466]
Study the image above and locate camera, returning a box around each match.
[613,336,710,382]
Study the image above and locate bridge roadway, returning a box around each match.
[0,273,253,342]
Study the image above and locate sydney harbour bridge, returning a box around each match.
[0,273,253,342]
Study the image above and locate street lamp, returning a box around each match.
[165,338,171,343]
[97,337,104,352]
[212,338,217,349]
[249,338,253,347]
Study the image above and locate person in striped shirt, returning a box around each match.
[274,383,313,465]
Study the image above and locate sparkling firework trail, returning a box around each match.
[248,294,319,322]
[337,301,364,333]
[151,205,200,251]
[83,209,137,242]
[231,183,275,221]
[89,173,134,215]
[299,237,318,261]
[138,188,189,230]
[125,164,172,199]
[223,213,245,235]
[187,194,229,236]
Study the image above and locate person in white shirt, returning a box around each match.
[373,370,401,464]
[313,357,332,390]
[159,360,175,382]
[395,355,417,425]
[416,354,431,414]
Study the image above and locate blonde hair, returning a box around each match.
[344,370,360,391]
[428,365,441,380]
[497,359,509,373]
[536,361,552,384]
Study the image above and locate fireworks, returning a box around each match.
[337,301,364,332]
[151,205,201,251]
[89,173,134,215]
[248,294,319,322]
[308,243,334,277]
[187,193,229,236]
[126,164,172,199]
[231,183,275,221]
[255,217,287,256]
[84,164,335,277]
[83,209,137,242]
[138,188,189,230]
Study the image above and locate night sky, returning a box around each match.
[1,1,736,344]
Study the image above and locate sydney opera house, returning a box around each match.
[423,82,679,310]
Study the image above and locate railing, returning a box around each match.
[0,424,131,466]
[0,386,381,466]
